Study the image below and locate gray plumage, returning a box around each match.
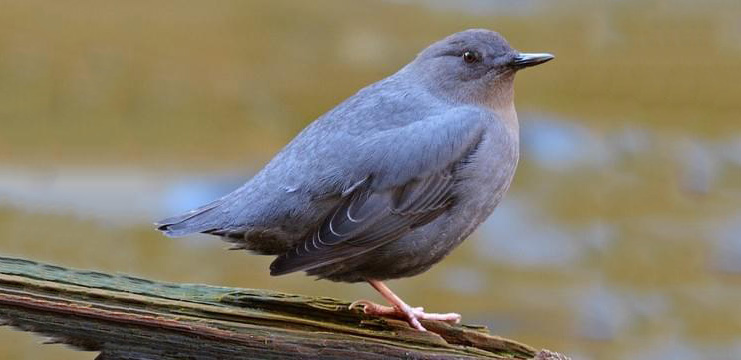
[156,29,553,283]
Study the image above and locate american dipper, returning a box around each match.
[156,29,552,331]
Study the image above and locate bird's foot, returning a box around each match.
[349,299,461,331]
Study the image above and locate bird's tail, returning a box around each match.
[155,199,225,237]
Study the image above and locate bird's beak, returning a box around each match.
[511,53,554,69]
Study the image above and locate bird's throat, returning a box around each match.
[495,102,520,140]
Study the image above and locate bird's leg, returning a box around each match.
[349,279,461,331]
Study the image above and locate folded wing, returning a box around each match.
[270,106,490,275]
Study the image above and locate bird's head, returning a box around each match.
[409,29,553,109]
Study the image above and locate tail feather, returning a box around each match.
[155,199,224,237]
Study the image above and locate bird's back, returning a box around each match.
[157,69,450,254]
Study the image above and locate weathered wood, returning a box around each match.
[0,256,568,359]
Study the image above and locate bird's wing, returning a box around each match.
[269,106,490,276]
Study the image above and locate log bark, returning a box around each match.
[0,256,568,359]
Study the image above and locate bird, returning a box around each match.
[156,29,553,331]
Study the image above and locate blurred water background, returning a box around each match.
[1,0,740,359]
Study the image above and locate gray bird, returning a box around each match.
[156,29,552,331]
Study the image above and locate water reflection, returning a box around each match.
[0,168,246,225]
[478,195,591,267]
[574,285,670,341]
[521,114,613,171]
[712,216,741,274]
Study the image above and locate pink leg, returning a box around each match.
[349,279,461,331]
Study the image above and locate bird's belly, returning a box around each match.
[400,156,518,275]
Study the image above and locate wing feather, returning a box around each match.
[270,168,458,276]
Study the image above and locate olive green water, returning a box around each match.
[1,1,740,359]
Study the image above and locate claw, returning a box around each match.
[349,300,372,311]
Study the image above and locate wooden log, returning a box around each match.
[0,256,568,359]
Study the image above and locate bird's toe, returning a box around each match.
[414,310,461,324]
[349,300,399,317]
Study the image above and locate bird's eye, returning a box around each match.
[462,51,479,64]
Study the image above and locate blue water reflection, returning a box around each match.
[521,114,613,171]
[712,215,741,274]
[477,196,593,267]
